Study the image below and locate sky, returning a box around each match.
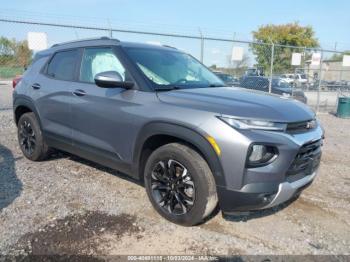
[0,0,349,66]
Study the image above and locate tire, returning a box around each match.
[144,143,218,226]
[17,112,51,161]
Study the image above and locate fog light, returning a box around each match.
[247,144,277,167]
[249,145,266,162]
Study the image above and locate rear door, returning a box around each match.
[33,49,79,143]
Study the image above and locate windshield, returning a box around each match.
[124,47,224,89]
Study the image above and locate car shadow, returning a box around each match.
[44,151,301,223]
[48,150,143,187]
[222,194,300,222]
[0,144,23,211]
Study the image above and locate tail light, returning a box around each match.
[12,76,22,89]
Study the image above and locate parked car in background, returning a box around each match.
[280,73,309,89]
[214,72,240,86]
[13,38,323,226]
[244,67,264,77]
[280,74,294,85]
[240,76,307,103]
[294,73,308,88]
[311,80,350,91]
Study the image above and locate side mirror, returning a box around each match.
[94,71,134,89]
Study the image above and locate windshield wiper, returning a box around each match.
[154,86,182,92]
[208,83,225,87]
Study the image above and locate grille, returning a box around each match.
[286,119,316,133]
[286,139,322,181]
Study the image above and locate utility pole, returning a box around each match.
[316,52,323,113]
[199,28,204,63]
[230,32,237,69]
[107,19,113,38]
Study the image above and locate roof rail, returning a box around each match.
[51,37,120,48]
[162,45,177,50]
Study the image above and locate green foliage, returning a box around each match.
[329,51,350,62]
[0,36,33,73]
[0,66,24,79]
[251,23,319,74]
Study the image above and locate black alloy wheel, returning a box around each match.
[19,119,36,156]
[17,112,51,161]
[150,159,195,215]
[144,143,218,226]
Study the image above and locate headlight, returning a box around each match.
[218,116,287,131]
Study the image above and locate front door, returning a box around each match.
[70,47,136,166]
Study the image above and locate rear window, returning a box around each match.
[47,49,79,81]
[32,53,48,64]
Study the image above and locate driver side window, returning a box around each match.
[79,47,126,83]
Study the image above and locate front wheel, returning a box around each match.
[144,143,218,226]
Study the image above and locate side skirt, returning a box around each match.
[44,132,136,179]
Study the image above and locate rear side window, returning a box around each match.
[47,50,79,81]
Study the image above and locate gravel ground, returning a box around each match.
[0,82,349,256]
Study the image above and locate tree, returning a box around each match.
[0,36,32,67]
[13,40,32,67]
[329,51,350,62]
[251,23,319,74]
[0,37,15,65]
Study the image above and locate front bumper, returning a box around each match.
[217,171,317,213]
[213,122,323,214]
[262,171,316,209]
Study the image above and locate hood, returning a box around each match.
[157,87,314,123]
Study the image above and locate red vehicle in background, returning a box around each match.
[12,75,22,89]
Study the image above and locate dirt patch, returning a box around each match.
[12,211,142,255]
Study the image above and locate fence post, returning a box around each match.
[316,51,323,113]
[107,19,113,38]
[199,28,204,63]
[269,41,274,93]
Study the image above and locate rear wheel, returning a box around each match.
[17,112,51,161]
[144,143,218,226]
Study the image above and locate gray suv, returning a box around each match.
[13,38,324,226]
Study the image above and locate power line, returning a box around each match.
[0,18,264,45]
[0,18,346,53]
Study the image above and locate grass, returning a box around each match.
[0,66,24,79]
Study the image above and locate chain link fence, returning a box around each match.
[0,18,349,113]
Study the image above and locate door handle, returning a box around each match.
[73,89,86,96]
[32,83,41,90]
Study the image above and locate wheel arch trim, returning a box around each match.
[132,121,225,186]
[13,96,42,128]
